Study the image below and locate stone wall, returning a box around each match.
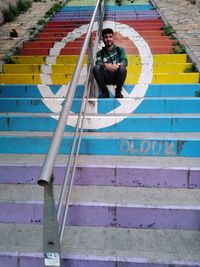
[0,0,18,24]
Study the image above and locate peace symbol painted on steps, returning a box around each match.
[37,21,153,130]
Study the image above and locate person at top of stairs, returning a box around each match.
[93,28,128,98]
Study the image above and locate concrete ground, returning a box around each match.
[151,0,200,69]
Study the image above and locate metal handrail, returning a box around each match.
[38,0,104,186]
[37,0,105,266]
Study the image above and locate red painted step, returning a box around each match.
[36,32,96,39]
[47,21,90,25]
[18,46,176,56]
[47,19,163,26]
[23,39,175,49]
[36,30,165,39]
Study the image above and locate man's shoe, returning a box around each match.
[115,91,124,98]
[100,92,109,98]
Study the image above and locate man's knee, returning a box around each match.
[93,65,101,76]
[118,65,127,75]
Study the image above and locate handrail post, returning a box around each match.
[88,35,95,97]
[43,176,61,267]
[99,0,103,35]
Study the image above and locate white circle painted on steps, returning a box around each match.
[38,20,153,129]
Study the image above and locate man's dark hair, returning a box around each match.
[102,28,113,37]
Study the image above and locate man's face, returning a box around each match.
[103,33,114,48]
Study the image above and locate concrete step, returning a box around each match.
[0,184,199,229]
[0,131,200,157]
[0,224,199,266]
[1,113,200,133]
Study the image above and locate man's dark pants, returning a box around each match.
[93,65,127,95]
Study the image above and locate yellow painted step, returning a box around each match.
[2,64,82,74]
[125,73,200,84]
[11,55,88,64]
[2,63,194,74]
[0,73,199,85]
[11,54,188,65]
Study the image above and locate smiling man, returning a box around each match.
[93,28,128,98]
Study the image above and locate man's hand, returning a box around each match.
[103,63,119,72]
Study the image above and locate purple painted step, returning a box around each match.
[1,202,200,230]
[0,188,199,230]
[0,164,199,188]
[2,250,199,267]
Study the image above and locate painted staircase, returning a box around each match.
[0,0,200,266]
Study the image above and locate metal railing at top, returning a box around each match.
[37,0,105,266]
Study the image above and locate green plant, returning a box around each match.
[183,63,196,73]
[115,0,122,6]
[195,90,200,97]
[29,26,37,35]
[191,63,197,72]
[45,2,63,16]
[3,55,16,64]
[3,4,18,22]
[190,0,196,4]
[17,0,32,13]
[3,0,32,22]
[174,44,186,54]
[37,18,46,25]
[161,25,175,36]
[172,41,181,47]
[8,3,19,16]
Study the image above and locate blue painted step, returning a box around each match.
[0,84,199,98]
[60,5,154,12]
[0,133,200,157]
[1,114,200,132]
[0,98,200,114]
